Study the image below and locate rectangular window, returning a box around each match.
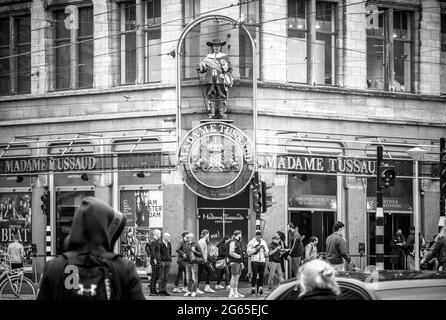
[121,2,137,84]
[54,7,93,90]
[287,0,307,83]
[146,0,161,82]
[367,8,414,92]
[239,0,260,78]
[0,15,31,95]
[441,14,446,94]
[120,0,161,85]
[181,0,200,79]
[315,2,335,85]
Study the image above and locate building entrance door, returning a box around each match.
[55,190,94,255]
[288,211,335,254]
[367,212,412,269]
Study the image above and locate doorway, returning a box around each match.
[288,211,335,253]
[367,212,412,269]
[55,190,94,255]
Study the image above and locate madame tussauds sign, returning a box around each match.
[258,154,377,175]
[177,122,254,200]
[0,156,96,174]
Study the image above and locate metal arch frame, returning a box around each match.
[175,14,258,165]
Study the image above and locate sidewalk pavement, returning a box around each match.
[142,281,274,300]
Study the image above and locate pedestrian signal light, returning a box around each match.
[378,165,396,188]
[41,191,50,215]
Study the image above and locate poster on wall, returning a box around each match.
[223,209,249,248]
[198,209,249,257]
[198,209,224,257]
[120,190,164,268]
[0,193,32,263]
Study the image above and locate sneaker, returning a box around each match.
[172,287,181,293]
[160,290,170,296]
[196,288,204,294]
[215,284,225,290]
[191,292,197,297]
[258,289,264,296]
[181,287,189,292]
[228,291,237,298]
[184,291,191,297]
[235,292,245,298]
[204,285,215,293]
[251,288,256,295]
[226,285,231,291]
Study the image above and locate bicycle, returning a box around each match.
[0,251,37,300]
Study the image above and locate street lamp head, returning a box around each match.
[406,147,427,161]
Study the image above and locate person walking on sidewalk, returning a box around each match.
[304,236,319,263]
[247,230,269,296]
[215,235,231,290]
[326,221,351,271]
[287,223,304,277]
[228,230,245,298]
[390,228,406,270]
[7,233,25,269]
[406,226,425,270]
[173,230,189,293]
[421,223,446,271]
[158,232,172,296]
[197,229,215,294]
[268,235,285,290]
[183,233,203,297]
[148,229,162,296]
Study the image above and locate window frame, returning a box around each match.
[0,13,31,96]
[366,4,416,93]
[52,4,94,91]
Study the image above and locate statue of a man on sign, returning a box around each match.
[196,39,233,119]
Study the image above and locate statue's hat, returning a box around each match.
[206,39,226,47]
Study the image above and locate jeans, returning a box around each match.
[186,263,199,293]
[216,265,230,286]
[290,257,301,278]
[250,261,266,288]
[159,261,171,291]
[174,261,187,287]
[198,261,213,286]
[267,262,284,288]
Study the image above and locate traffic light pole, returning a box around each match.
[376,146,384,270]
[440,138,445,220]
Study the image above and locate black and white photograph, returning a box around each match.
[0,0,445,311]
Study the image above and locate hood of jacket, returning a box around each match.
[64,196,127,252]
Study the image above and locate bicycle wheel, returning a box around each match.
[0,274,36,300]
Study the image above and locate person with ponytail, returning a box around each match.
[296,259,341,300]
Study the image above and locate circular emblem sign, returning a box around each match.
[177,122,255,200]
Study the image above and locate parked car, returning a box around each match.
[266,270,446,300]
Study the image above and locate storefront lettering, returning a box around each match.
[1,156,96,173]
[261,154,376,175]
[1,227,29,242]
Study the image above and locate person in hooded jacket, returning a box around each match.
[36,196,145,300]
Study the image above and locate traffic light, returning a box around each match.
[261,182,273,213]
[251,172,262,217]
[378,164,396,189]
[440,138,446,214]
[41,191,50,215]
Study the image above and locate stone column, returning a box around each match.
[419,0,441,95]
[261,0,287,82]
[93,0,113,88]
[345,176,367,269]
[32,175,48,276]
[31,0,48,93]
[93,173,112,204]
[343,0,367,89]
